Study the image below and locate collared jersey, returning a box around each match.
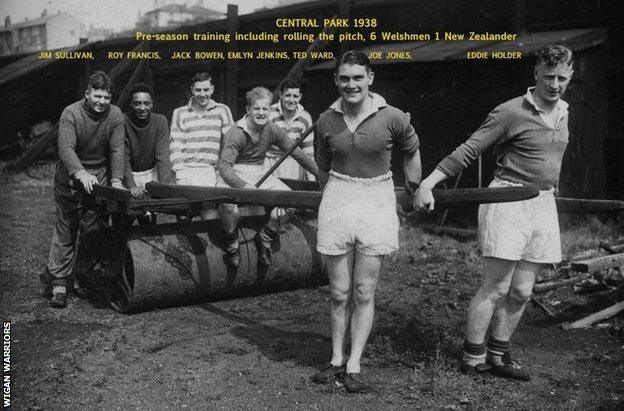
[436,87,569,188]
[169,98,234,171]
[315,93,420,178]
[217,117,318,188]
[267,102,314,158]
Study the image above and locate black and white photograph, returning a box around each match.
[0,0,623,408]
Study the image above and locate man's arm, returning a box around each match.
[318,169,329,190]
[169,108,185,178]
[314,119,331,190]
[404,148,422,187]
[275,127,318,178]
[154,116,174,184]
[58,110,84,177]
[301,112,316,180]
[58,109,99,193]
[219,105,235,150]
[109,113,125,187]
[217,131,248,189]
[416,112,506,211]
[123,130,137,189]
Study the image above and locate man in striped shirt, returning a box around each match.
[170,72,234,187]
[267,78,316,181]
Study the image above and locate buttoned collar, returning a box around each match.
[524,87,569,114]
[185,97,219,114]
[272,101,305,118]
[236,115,265,143]
[329,92,387,115]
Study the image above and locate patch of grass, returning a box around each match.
[561,216,624,257]
[0,160,55,187]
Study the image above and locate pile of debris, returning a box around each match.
[532,241,624,333]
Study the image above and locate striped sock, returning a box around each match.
[52,285,66,295]
[486,337,510,366]
[462,339,486,366]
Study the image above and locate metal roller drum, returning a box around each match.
[103,214,325,313]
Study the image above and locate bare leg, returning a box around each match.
[490,260,541,341]
[465,257,517,344]
[326,251,355,367]
[345,252,383,374]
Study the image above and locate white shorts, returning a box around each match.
[132,168,158,189]
[215,163,290,191]
[478,177,561,263]
[216,163,290,217]
[175,166,217,187]
[317,170,399,256]
[265,155,314,181]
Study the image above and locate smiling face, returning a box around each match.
[279,87,302,114]
[246,97,271,128]
[131,92,153,120]
[334,63,374,108]
[84,86,112,113]
[191,79,214,107]
[533,62,574,107]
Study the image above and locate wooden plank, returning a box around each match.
[533,274,590,293]
[91,184,132,202]
[562,301,624,330]
[398,186,540,211]
[556,197,624,214]
[599,242,624,254]
[8,124,58,171]
[146,183,540,210]
[437,170,463,227]
[147,183,320,208]
[531,296,556,317]
[427,226,477,240]
[279,178,320,191]
[570,253,624,273]
[433,186,539,205]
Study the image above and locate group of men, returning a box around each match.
[44,71,317,306]
[43,45,575,393]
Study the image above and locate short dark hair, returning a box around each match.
[87,71,114,93]
[191,72,212,86]
[334,50,371,73]
[279,78,301,92]
[130,82,154,98]
[246,86,272,106]
[536,45,573,68]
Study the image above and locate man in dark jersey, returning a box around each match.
[217,86,317,268]
[416,45,574,381]
[312,51,422,393]
[123,83,174,199]
[45,71,125,308]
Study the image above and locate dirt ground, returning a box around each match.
[1,164,623,410]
